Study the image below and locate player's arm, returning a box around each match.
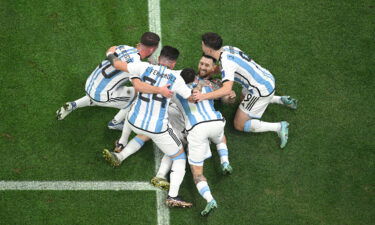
[193,81,233,101]
[131,78,172,98]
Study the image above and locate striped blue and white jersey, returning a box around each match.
[85,45,140,102]
[220,46,275,97]
[172,82,223,131]
[127,62,191,133]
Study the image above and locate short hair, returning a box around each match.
[140,32,160,47]
[160,46,179,61]
[202,32,223,50]
[202,53,217,63]
[181,68,196,84]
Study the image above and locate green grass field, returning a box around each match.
[1,0,374,224]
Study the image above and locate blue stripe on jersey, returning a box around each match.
[129,68,153,125]
[145,66,164,130]
[155,71,174,132]
[196,102,208,120]
[204,86,222,119]
[176,94,197,126]
[229,55,274,93]
[94,70,122,101]
[140,93,151,129]
[87,61,109,95]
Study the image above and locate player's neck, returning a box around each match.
[212,50,221,61]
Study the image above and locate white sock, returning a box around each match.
[116,136,145,161]
[196,181,214,202]
[168,155,186,198]
[244,119,281,133]
[216,143,229,164]
[70,96,91,110]
[118,122,132,145]
[270,95,283,104]
[156,155,173,179]
[113,108,130,124]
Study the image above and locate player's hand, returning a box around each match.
[192,90,204,102]
[229,90,236,98]
[106,46,117,56]
[159,84,173,98]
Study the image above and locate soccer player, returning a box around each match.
[193,32,298,148]
[103,46,194,208]
[171,71,231,216]
[56,32,171,129]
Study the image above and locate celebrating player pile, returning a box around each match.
[56,31,297,216]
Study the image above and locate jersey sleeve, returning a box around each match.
[127,62,149,79]
[220,56,237,83]
[173,75,192,99]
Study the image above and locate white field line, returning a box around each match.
[0,181,156,191]
[1,2,168,225]
[148,0,170,224]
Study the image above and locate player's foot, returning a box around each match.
[151,176,170,190]
[201,199,218,216]
[102,149,121,167]
[221,162,233,175]
[166,196,193,208]
[277,121,289,148]
[56,102,75,120]
[107,120,124,131]
[281,96,298,109]
[114,140,125,153]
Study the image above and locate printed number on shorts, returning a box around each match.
[241,93,259,111]
[139,76,167,108]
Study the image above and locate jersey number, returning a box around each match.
[139,76,167,108]
[101,63,121,78]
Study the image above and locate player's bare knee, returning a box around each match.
[234,119,244,131]
[193,174,207,184]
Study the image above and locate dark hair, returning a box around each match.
[202,53,217,63]
[160,46,179,61]
[181,68,196,84]
[202,32,222,50]
[140,32,160,47]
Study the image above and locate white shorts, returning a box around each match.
[187,120,225,166]
[239,88,274,119]
[168,103,187,146]
[126,119,182,157]
[91,86,136,109]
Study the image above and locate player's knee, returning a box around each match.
[234,119,244,131]
[193,174,207,184]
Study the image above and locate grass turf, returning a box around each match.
[0,0,374,224]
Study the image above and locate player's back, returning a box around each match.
[127,63,191,133]
[173,83,223,131]
[85,45,141,102]
[221,46,275,97]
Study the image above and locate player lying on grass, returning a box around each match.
[103,46,194,208]
[171,71,233,216]
[56,32,172,129]
[193,32,298,148]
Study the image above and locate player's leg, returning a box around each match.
[56,95,92,120]
[153,128,192,208]
[151,153,172,190]
[234,92,289,148]
[187,133,217,216]
[207,121,232,174]
[270,95,298,109]
[107,86,137,130]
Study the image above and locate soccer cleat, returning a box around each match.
[151,176,170,190]
[56,102,74,120]
[102,149,121,167]
[114,140,125,153]
[166,196,193,208]
[107,120,124,131]
[281,96,298,109]
[221,162,233,175]
[201,199,218,216]
[278,121,289,149]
